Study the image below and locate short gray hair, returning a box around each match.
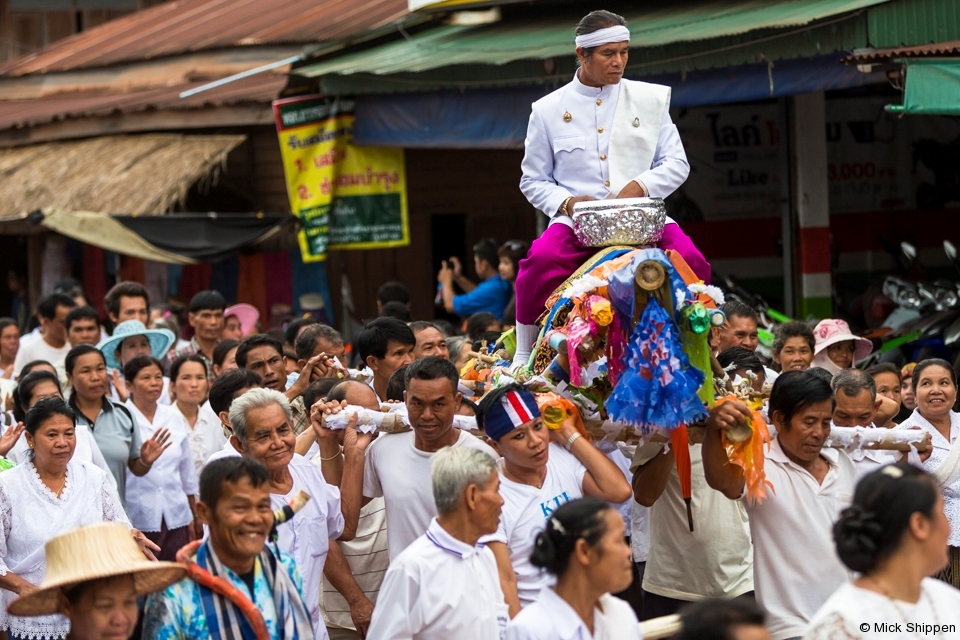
[229,388,292,445]
[431,447,497,515]
[832,368,877,402]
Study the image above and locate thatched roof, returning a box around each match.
[0,133,245,219]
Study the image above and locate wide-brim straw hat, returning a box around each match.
[225,303,260,337]
[97,320,175,372]
[7,522,185,617]
[812,318,872,364]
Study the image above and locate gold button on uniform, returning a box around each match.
[596,98,602,106]
[600,154,607,160]
[604,180,610,187]
[597,127,604,133]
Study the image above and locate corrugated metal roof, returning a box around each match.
[844,39,960,62]
[867,0,960,48]
[298,0,893,77]
[0,73,284,131]
[0,0,410,76]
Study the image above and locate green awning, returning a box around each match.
[887,59,960,115]
[298,0,892,78]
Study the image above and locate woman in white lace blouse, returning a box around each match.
[895,358,960,587]
[0,397,158,640]
[805,464,960,639]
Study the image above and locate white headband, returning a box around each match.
[575,25,630,49]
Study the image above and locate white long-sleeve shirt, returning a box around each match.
[124,401,199,532]
[367,518,507,640]
[520,71,689,227]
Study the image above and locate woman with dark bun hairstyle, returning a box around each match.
[805,463,960,639]
[504,497,640,640]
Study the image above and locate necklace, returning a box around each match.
[34,464,68,498]
[868,577,942,639]
[504,464,546,489]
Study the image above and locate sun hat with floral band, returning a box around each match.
[812,318,873,364]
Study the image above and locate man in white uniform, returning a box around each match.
[513,10,709,367]
[367,446,507,640]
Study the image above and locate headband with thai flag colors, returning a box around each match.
[483,389,541,441]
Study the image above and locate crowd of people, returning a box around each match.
[1,8,959,640]
[0,270,955,640]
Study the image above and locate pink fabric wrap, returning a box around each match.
[514,222,710,325]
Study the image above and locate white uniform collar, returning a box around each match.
[425,518,485,559]
[536,587,591,640]
[572,69,618,98]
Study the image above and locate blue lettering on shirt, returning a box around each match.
[539,491,572,517]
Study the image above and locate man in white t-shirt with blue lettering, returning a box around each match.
[476,384,633,617]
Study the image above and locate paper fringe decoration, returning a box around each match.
[606,298,707,432]
[715,396,773,504]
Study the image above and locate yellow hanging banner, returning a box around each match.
[273,95,409,262]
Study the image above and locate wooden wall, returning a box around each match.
[233,127,537,326]
[326,148,536,323]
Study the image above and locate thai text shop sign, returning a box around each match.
[273,95,410,262]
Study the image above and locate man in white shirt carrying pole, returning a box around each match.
[367,446,508,640]
[513,9,710,368]
[357,356,497,560]
[702,371,857,640]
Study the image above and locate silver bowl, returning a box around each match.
[572,197,666,248]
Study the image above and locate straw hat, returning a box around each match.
[812,318,872,364]
[7,522,185,617]
[225,303,260,337]
[96,320,175,372]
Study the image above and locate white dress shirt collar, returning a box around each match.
[425,517,484,559]
[572,69,618,99]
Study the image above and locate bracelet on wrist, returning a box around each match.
[560,196,574,217]
[564,432,581,451]
[319,445,344,461]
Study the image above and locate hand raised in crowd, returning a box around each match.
[310,399,348,445]
[111,368,129,402]
[437,260,455,286]
[0,421,24,457]
[342,413,374,456]
[705,399,753,433]
[132,528,161,561]
[348,593,375,639]
[449,256,464,278]
[287,354,332,399]
[140,427,172,466]
[0,367,13,380]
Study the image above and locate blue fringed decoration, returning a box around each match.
[606,298,708,433]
